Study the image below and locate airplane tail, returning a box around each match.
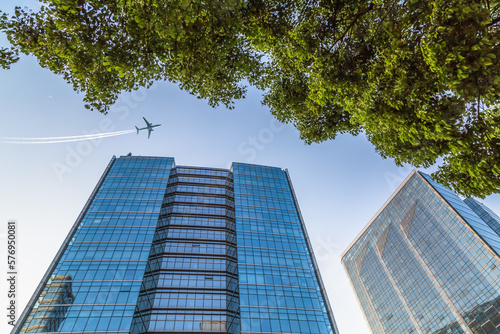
[135,126,139,135]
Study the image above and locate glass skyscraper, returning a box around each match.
[13,155,338,334]
[342,170,500,334]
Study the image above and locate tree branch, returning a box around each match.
[328,2,374,52]
[293,0,317,28]
[487,16,500,26]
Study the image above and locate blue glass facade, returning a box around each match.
[14,156,338,334]
[342,171,500,334]
[131,166,239,333]
[233,164,337,334]
[464,198,500,238]
[16,156,174,333]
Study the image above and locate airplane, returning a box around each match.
[135,117,161,139]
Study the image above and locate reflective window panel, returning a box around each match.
[342,171,500,334]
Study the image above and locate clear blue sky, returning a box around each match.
[1,2,499,334]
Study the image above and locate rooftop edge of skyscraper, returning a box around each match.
[340,170,500,262]
[14,154,339,334]
[340,170,418,262]
[341,169,500,333]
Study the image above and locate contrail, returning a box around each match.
[3,129,134,141]
[0,129,135,144]
[1,130,134,144]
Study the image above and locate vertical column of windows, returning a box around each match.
[406,196,500,332]
[358,246,417,333]
[233,164,336,334]
[380,224,459,333]
[132,167,239,333]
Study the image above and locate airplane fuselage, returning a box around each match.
[137,124,160,131]
[136,118,162,138]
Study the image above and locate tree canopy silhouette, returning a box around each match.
[2,0,499,197]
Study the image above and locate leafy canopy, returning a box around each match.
[1,0,500,197]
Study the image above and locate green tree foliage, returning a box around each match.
[1,0,263,110]
[1,0,499,197]
[0,11,19,69]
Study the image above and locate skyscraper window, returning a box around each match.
[14,155,338,334]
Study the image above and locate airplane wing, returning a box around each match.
[148,128,152,139]
[143,117,152,127]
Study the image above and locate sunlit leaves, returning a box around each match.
[2,0,262,111]
[1,0,500,196]
[0,10,19,69]
[258,0,500,196]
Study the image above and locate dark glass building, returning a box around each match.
[14,156,338,334]
[342,170,500,334]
